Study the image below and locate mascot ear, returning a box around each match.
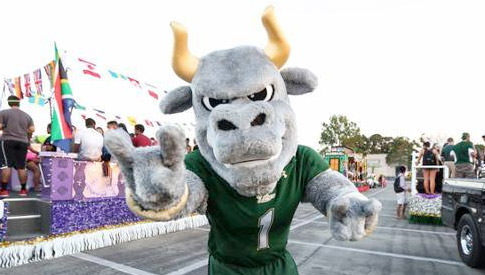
[281,67,318,95]
[160,86,193,114]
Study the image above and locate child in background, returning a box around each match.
[395,166,411,219]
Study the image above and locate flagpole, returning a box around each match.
[0,78,6,109]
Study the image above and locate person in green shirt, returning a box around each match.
[441,137,456,178]
[451,133,477,178]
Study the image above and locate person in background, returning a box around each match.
[96,127,104,136]
[193,139,199,151]
[415,141,441,194]
[451,132,477,178]
[441,137,456,178]
[95,127,112,176]
[73,118,104,161]
[378,174,387,188]
[118,123,128,133]
[26,133,41,193]
[479,135,485,165]
[150,137,159,146]
[132,124,151,147]
[107,121,118,130]
[69,125,77,153]
[186,138,192,153]
[41,123,57,152]
[0,96,35,197]
[395,166,411,219]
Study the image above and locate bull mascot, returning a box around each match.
[105,6,382,274]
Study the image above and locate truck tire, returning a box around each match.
[456,214,485,268]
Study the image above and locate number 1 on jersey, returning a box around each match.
[257,208,274,250]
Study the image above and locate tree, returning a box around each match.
[319,115,360,153]
[386,137,419,169]
[342,135,370,155]
[368,134,393,154]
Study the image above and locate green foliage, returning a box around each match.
[386,137,419,169]
[319,115,418,165]
[319,115,360,153]
[368,134,393,154]
[342,135,370,155]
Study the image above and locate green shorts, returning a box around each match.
[208,250,298,275]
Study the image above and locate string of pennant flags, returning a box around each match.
[2,57,167,105]
[1,51,177,129]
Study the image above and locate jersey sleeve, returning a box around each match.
[298,145,330,186]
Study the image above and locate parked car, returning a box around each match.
[441,178,485,268]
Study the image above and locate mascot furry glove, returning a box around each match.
[105,6,382,275]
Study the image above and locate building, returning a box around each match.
[366,154,396,177]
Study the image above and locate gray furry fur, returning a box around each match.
[280,67,318,95]
[104,127,207,215]
[159,86,192,114]
[303,170,382,241]
[107,42,381,243]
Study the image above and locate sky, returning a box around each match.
[1,0,485,149]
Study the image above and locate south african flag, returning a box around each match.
[50,44,76,141]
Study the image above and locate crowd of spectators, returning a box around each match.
[0,95,201,197]
[415,132,482,196]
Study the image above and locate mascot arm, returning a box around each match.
[302,169,382,241]
[105,126,208,221]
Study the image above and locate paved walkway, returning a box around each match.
[1,185,483,275]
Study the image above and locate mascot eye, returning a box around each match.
[248,85,274,102]
[202,97,230,111]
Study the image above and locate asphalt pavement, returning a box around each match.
[1,185,483,275]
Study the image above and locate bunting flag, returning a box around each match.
[155,121,162,126]
[96,113,106,120]
[145,120,153,127]
[127,116,137,126]
[51,44,74,142]
[74,102,86,110]
[23,73,32,98]
[108,70,119,78]
[145,83,157,89]
[78,58,101,78]
[33,69,43,95]
[5,79,14,94]
[148,90,158,100]
[128,77,141,88]
[44,61,55,90]
[115,115,121,120]
[28,95,47,106]
[92,108,105,114]
[13,77,23,99]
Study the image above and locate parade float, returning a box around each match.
[0,46,205,267]
[324,146,369,192]
[408,152,447,224]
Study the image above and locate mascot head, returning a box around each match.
[161,6,318,197]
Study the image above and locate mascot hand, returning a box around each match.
[328,192,382,241]
[105,125,187,212]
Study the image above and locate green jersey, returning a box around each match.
[185,145,329,270]
[453,141,474,164]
